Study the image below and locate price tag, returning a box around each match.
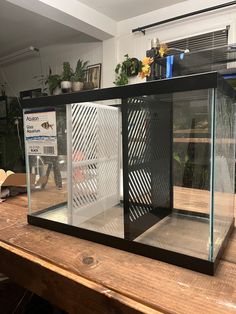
[24,110,58,156]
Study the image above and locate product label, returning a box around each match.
[24,110,58,156]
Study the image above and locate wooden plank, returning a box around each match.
[223,230,236,264]
[174,129,209,134]
[3,194,28,208]
[0,241,160,314]
[0,194,236,314]
[2,228,236,314]
[0,189,236,314]
[174,137,236,144]
[174,187,236,226]
[174,186,210,213]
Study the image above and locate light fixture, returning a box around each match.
[0,46,40,66]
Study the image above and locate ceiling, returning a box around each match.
[78,0,187,21]
[0,0,98,59]
[0,0,188,59]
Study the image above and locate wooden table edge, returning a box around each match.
[0,239,165,314]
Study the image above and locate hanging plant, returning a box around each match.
[114,54,142,86]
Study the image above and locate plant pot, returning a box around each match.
[72,81,84,92]
[52,86,61,95]
[61,81,72,93]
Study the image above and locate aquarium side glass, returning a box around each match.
[172,89,213,260]
[212,81,235,260]
[24,105,68,222]
[123,89,213,260]
[67,99,124,238]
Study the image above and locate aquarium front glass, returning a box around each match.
[24,72,235,274]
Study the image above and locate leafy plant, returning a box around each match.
[72,59,88,82]
[114,68,129,86]
[114,54,142,86]
[61,62,73,81]
[173,152,189,165]
[45,68,61,95]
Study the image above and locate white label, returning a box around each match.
[24,110,58,156]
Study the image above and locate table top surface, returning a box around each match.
[0,192,236,314]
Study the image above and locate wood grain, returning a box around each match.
[174,138,236,143]
[0,190,235,314]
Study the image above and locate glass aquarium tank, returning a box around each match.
[23,58,235,276]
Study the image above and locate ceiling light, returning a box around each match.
[0,46,40,66]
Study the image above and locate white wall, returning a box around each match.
[0,41,102,96]
[102,0,236,87]
[2,0,236,93]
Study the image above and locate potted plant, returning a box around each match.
[114,54,141,86]
[61,62,73,93]
[45,68,61,95]
[71,59,88,92]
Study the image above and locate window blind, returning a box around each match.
[167,28,228,52]
[167,28,229,71]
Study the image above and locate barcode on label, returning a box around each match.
[43,146,54,155]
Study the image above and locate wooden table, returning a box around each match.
[0,193,236,314]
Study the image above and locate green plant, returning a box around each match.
[45,68,61,95]
[61,62,73,81]
[114,54,142,86]
[114,70,129,86]
[72,59,88,82]
[173,152,189,165]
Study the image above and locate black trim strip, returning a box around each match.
[22,72,218,108]
[28,214,215,275]
[132,2,235,34]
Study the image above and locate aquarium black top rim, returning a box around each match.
[22,72,234,109]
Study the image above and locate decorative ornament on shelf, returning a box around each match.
[139,57,154,79]
[159,43,169,58]
[139,42,169,79]
[114,42,169,84]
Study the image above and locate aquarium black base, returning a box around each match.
[27,214,234,276]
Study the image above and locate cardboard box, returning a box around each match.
[0,170,35,199]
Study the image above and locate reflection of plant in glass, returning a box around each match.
[173,152,189,165]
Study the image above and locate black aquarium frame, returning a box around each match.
[23,72,235,275]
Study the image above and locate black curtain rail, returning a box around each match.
[132,1,236,34]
